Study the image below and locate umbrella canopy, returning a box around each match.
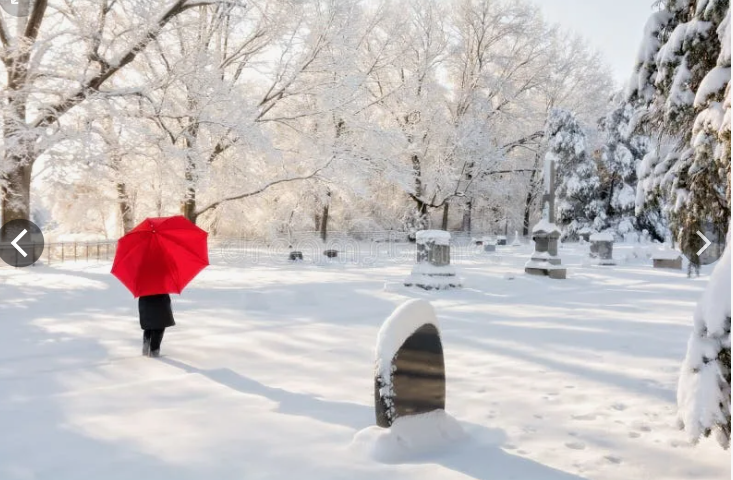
[111,216,209,297]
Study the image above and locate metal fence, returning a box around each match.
[0,230,520,269]
[0,240,119,268]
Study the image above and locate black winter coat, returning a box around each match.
[138,294,176,330]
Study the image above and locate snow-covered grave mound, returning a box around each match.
[677,235,731,448]
[351,410,466,463]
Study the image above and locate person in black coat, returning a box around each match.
[139,293,175,357]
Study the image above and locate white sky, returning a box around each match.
[526,0,656,86]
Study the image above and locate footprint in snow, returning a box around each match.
[571,413,597,421]
[565,441,586,450]
[628,432,641,438]
[604,455,622,464]
[610,403,627,411]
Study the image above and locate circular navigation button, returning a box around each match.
[0,219,45,267]
[682,229,724,266]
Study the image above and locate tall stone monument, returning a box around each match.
[525,160,567,279]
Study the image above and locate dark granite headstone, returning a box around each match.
[653,257,682,269]
[416,242,450,266]
[375,323,446,428]
[289,251,303,261]
[496,237,507,246]
[323,249,338,258]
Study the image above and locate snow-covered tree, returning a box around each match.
[546,109,603,239]
[628,0,731,263]
[0,0,242,230]
[678,231,731,449]
[598,94,666,240]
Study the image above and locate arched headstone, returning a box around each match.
[374,299,446,428]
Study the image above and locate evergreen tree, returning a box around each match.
[598,94,666,240]
[628,0,731,266]
[546,109,604,239]
[678,232,731,449]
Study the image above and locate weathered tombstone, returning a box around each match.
[589,232,615,265]
[525,160,567,279]
[483,243,496,253]
[404,230,461,289]
[289,251,303,261]
[375,299,446,428]
[323,249,338,258]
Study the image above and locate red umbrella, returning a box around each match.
[111,216,209,297]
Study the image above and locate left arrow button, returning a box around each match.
[0,220,44,267]
[11,229,28,257]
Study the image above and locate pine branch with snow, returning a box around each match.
[678,233,732,449]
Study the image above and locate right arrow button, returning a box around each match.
[696,230,712,256]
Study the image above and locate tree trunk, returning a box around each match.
[441,202,449,230]
[2,37,34,230]
[1,161,32,235]
[522,187,534,236]
[315,212,322,232]
[109,147,135,234]
[320,190,332,242]
[182,162,197,224]
[116,181,135,234]
[461,199,472,233]
[522,153,543,236]
[320,204,329,242]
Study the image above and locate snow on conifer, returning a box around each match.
[627,0,731,263]
[545,108,603,240]
[598,94,665,239]
[678,233,731,449]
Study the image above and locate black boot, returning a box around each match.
[142,331,151,356]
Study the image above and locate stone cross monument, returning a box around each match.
[525,160,567,279]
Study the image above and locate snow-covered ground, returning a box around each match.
[0,242,728,480]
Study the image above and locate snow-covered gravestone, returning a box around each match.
[677,237,731,449]
[374,299,446,428]
[525,158,566,279]
[404,230,461,289]
[652,245,683,270]
[589,231,615,266]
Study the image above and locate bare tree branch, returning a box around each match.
[194,160,333,218]
[24,0,48,41]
